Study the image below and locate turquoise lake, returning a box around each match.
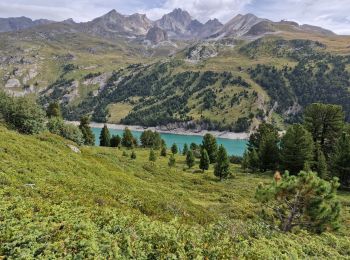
[92,127,247,156]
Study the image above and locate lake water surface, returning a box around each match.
[92,128,247,156]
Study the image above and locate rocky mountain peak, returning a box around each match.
[146,26,168,44]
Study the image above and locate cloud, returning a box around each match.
[141,0,252,22]
[0,0,349,34]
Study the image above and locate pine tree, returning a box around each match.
[149,149,157,162]
[256,171,341,233]
[214,145,230,180]
[99,124,110,147]
[202,134,218,163]
[332,132,350,187]
[258,131,280,172]
[171,143,178,155]
[241,151,250,171]
[110,135,121,148]
[304,103,344,156]
[122,128,134,148]
[186,150,195,169]
[160,146,167,157]
[131,151,137,160]
[199,149,210,172]
[247,123,280,172]
[182,144,189,155]
[280,124,314,175]
[79,116,95,146]
[168,154,176,167]
[248,148,260,171]
[46,102,61,118]
[315,143,328,179]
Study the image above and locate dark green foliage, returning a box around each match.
[62,63,77,73]
[234,117,251,132]
[131,151,137,160]
[171,143,178,155]
[186,151,195,169]
[168,154,176,167]
[140,130,162,149]
[256,171,341,233]
[202,134,218,163]
[199,149,210,172]
[304,103,345,156]
[110,135,121,148]
[99,125,111,147]
[0,92,46,134]
[122,128,135,148]
[160,146,167,157]
[314,144,328,179]
[332,132,350,187]
[246,39,350,120]
[47,117,84,145]
[149,149,157,162]
[245,149,260,172]
[190,143,199,151]
[214,146,230,180]
[46,102,62,118]
[280,124,314,175]
[79,116,95,146]
[248,123,280,172]
[182,144,189,155]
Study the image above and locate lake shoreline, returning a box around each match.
[67,121,250,140]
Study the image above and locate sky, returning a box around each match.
[0,0,350,34]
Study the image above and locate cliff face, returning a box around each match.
[146,27,168,44]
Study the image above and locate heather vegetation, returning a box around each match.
[0,92,350,258]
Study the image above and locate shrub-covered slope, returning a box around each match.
[0,126,350,258]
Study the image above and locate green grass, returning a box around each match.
[0,125,350,258]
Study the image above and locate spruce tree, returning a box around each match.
[149,149,157,162]
[280,124,314,175]
[186,150,195,169]
[202,134,218,163]
[168,154,176,167]
[171,143,178,155]
[99,124,110,147]
[214,145,230,180]
[122,128,134,148]
[182,143,189,155]
[79,116,95,146]
[199,149,210,172]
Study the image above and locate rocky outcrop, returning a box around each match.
[81,10,153,38]
[0,17,54,32]
[155,8,192,38]
[212,14,265,39]
[5,78,21,88]
[146,27,168,44]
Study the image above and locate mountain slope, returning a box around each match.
[0,125,349,258]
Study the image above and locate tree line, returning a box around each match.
[242,103,350,188]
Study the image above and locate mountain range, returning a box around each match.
[0,8,336,43]
[0,8,349,132]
